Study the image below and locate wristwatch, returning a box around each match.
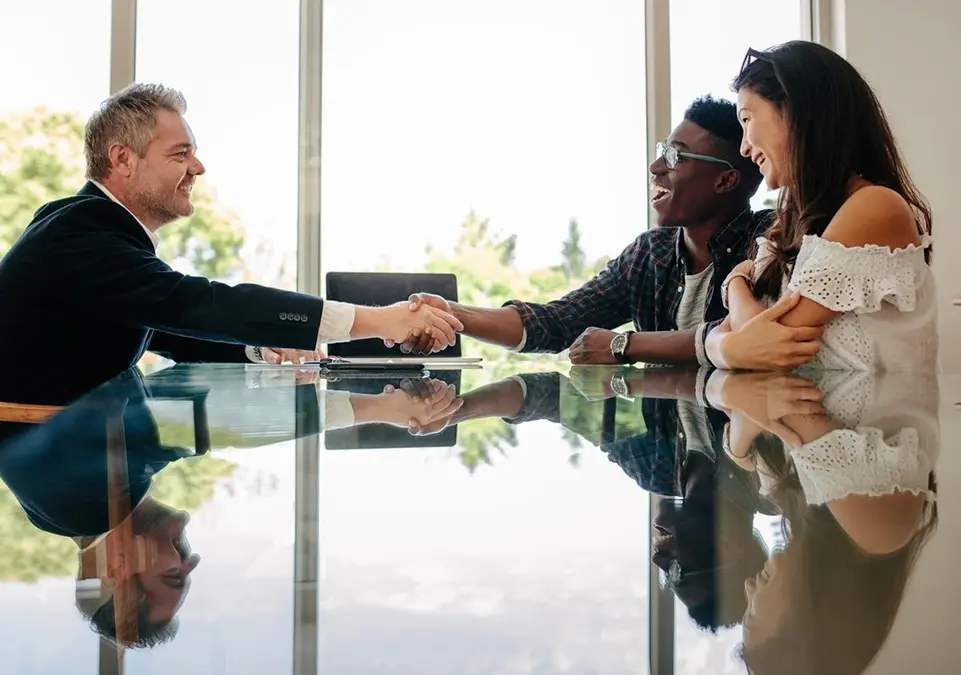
[610,330,635,364]
[610,372,634,400]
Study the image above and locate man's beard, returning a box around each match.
[129,175,185,226]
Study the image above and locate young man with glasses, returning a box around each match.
[399,96,819,369]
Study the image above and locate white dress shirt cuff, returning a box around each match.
[317,300,356,346]
[322,390,356,430]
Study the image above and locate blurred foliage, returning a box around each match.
[0,485,76,582]
[421,211,616,471]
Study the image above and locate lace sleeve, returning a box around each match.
[790,427,935,505]
[788,235,932,314]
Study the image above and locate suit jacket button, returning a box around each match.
[302,315,309,322]
[280,312,288,320]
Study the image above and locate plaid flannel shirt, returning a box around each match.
[504,209,774,354]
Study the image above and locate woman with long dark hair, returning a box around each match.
[706,41,937,372]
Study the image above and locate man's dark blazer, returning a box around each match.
[0,183,324,404]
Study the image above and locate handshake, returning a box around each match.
[381,293,457,355]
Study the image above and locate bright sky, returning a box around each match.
[2,0,799,280]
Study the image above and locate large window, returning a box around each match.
[0,2,822,672]
[0,3,111,671]
[0,1,111,259]
[667,6,805,671]
[136,0,301,289]
[670,0,803,213]
[321,0,648,360]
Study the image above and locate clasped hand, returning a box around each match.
[384,293,458,354]
[378,378,463,432]
[378,299,462,353]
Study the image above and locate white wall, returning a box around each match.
[827,6,961,674]
[829,0,961,373]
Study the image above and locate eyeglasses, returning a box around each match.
[740,47,772,74]
[655,142,735,171]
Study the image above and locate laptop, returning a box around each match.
[325,271,478,362]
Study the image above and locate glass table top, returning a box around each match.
[0,361,953,674]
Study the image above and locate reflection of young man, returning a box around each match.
[415,367,777,631]
[393,97,819,370]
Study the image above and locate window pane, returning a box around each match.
[0,1,111,258]
[670,0,802,213]
[136,0,301,289]
[0,2,110,668]
[668,5,802,671]
[133,4,301,672]
[322,0,648,362]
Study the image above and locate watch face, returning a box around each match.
[610,376,629,397]
[611,333,628,354]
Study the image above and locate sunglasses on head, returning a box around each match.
[740,47,772,74]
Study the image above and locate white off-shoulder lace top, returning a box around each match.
[758,371,939,514]
[754,234,939,371]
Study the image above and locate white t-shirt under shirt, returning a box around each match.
[674,264,715,458]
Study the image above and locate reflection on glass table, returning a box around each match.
[0,362,946,675]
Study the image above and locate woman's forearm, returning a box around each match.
[727,278,765,330]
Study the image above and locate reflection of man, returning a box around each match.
[0,83,461,406]
[74,496,200,648]
[0,366,460,647]
[0,370,203,647]
[393,97,812,369]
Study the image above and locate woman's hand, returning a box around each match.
[719,371,824,447]
[707,293,824,370]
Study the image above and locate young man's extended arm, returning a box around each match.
[401,235,647,354]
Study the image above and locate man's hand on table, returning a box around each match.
[568,328,620,365]
[567,365,625,401]
[256,347,326,365]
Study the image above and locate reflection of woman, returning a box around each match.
[712,369,939,675]
[706,41,937,372]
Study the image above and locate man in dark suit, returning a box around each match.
[0,83,463,404]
